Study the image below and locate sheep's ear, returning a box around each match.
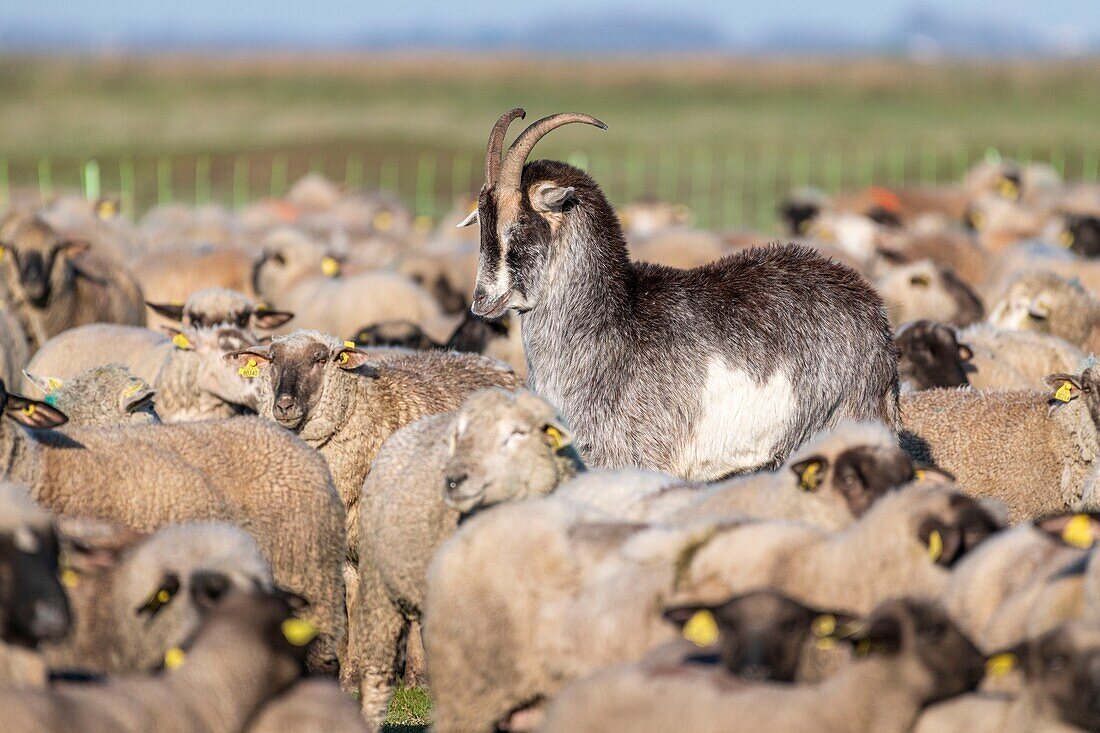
[1035,513,1100,550]
[531,185,576,213]
[845,613,902,657]
[60,239,91,258]
[790,456,828,492]
[456,209,479,228]
[21,370,62,397]
[662,604,720,648]
[224,348,272,378]
[336,344,376,374]
[912,465,955,485]
[917,516,963,567]
[95,197,121,220]
[251,308,295,330]
[146,301,186,322]
[162,327,196,351]
[808,611,861,649]
[4,394,67,429]
[1044,374,1082,404]
[957,342,974,361]
[120,382,155,412]
[542,420,573,452]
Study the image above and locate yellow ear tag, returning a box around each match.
[61,568,79,588]
[171,333,191,350]
[986,653,1017,677]
[123,382,143,397]
[1061,514,1095,549]
[800,461,823,492]
[96,200,118,219]
[44,377,64,392]
[155,589,171,604]
[812,614,838,651]
[1055,381,1074,403]
[927,529,944,562]
[339,352,350,365]
[163,647,186,670]
[914,469,927,481]
[281,618,318,647]
[320,256,340,277]
[238,358,260,379]
[22,403,35,417]
[682,609,719,648]
[1060,230,1075,248]
[373,210,394,232]
[545,425,566,451]
[997,178,1019,200]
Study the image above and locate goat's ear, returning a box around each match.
[252,308,295,330]
[457,209,479,228]
[146,301,186,322]
[532,185,576,212]
[4,394,67,429]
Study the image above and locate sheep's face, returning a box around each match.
[664,591,855,683]
[988,274,1095,342]
[1045,368,1100,430]
[172,327,264,413]
[148,289,294,334]
[894,320,972,391]
[0,216,87,309]
[909,490,1001,571]
[352,321,437,351]
[1063,214,1100,259]
[875,261,983,329]
[1010,622,1100,731]
[0,502,70,648]
[847,599,984,704]
[251,231,339,298]
[225,333,371,438]
[442,389,577,513]
[789,439,918,519]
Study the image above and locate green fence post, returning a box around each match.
[233,156,249,210]
[82,159,101,201]
[119,158,135,219]
[857,149,875,189]
[38,158,53,201]
[345,155,363,190]
[1050,149,1065,178]
[157,157,172,205]
[1084,151,1099,183]
[451,152,471,201]
[270,153,289,197]
[756,147,778,232]
[0,158,7,208]
[824,146,843,194]
[195,155,211,206]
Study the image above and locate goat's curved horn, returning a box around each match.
[498,113,607,191]
[485,108,527,188]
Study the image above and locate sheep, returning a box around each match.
[246,679,369,733]
[23,364,157,427]
[0,588,315,733]
[0,379,347,673]
[961,323,1088,390]
[224,330,520,560]
[0,481,70,687]
[986,271,1100,351]
[252,229,443,339]
[394,240,480,315]
[45,520,273,675]
[422,483,999,732]
[461,109,897,481]
[915,621,1100,733]
[895,321,973,391]
[0,212,145,348]
[144,287,294,337]
[629,229,732,270]
[346,388,585,724]
[899,368,1100,522]
[1058,212,1100,258]
[38,194,145,263]
[0,305,30,389]
[539,599,985,733]
[134,242,257,305]
[874,259,984,328]
[24,323,261,422]
[875,231,991,293]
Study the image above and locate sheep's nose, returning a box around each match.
[190,571,231,607]
[29,600,71,642]
[274,394,297,415]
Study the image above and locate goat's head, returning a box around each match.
[462,109,608,319]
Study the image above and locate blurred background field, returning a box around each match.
[2,54,1098,231]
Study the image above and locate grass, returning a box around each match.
[383,685,432,732]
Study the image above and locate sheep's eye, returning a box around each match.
[910,275,931,288]
[780,618,802,634]
[1047,654,1068,672]
[920,623,946,641]
[272,253,286,266]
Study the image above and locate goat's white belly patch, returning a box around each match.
[671,358,797,481]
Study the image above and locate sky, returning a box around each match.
[2,0,1100,47]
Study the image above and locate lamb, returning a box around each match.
[460,109,898,480]
[900,368,1100,522]
[986,271,1100,352]
[246,679,370,733]
[915,621,1100,733]
[539,599,985,733]
[0,212,145,348]
[0,379,347,673]
[0,588,315,733]
[24,323,262,422]
[23,364,157,427]
[46,520,274,675]
[0,481,70,687]
[346,388,585,724]
[224,330,520,559]
[422,483,999,732]
[874,259,984,328]
[252,229,443,338]
[145,287,294,336]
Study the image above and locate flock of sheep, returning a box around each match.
[0,106,1099,732]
